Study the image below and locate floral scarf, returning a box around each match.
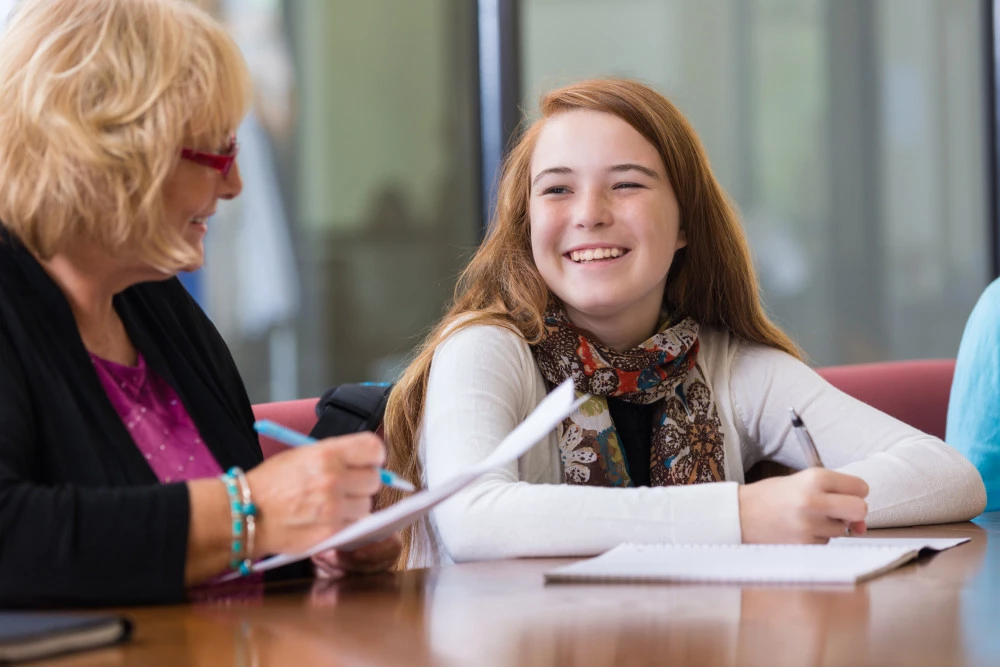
[531,306,726,487]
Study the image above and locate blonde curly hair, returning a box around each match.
[0,0,251,271]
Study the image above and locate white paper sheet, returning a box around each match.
[237,379,584,576]
[544,537,970,586]
[544,543,923,585]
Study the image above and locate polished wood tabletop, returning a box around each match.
[40,514,1000,667]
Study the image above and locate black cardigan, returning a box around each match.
[0,229,309,607]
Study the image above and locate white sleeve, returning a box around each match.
[729,344,986,528]
[422,325,742,562]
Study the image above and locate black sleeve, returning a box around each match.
[162,283,315,583]
[0,332,191,608]
[158,279,261,457]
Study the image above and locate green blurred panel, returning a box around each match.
[287,0,480,393]
[295,0,461,232]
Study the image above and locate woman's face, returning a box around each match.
[161,137,243,271]
[528,109,685,336]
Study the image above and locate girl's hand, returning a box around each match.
[738,468,869,543]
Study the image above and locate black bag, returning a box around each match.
[308,382,393,439]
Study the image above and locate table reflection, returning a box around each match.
[198,574,438,666]
[41,521,995,667]
[424,526,988,667]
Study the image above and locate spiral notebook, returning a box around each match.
[544,537,969,585]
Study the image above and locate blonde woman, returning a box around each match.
[380,79,985,568]
[0,0,398,607]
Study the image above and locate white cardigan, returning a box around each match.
[412,324,986,567]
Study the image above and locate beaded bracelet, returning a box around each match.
[220,469,246,571]
[228,466,257,577]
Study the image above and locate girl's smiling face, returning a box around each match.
[529,109,686,348]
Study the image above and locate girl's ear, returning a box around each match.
[677,225,688,250]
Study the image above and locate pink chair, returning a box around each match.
[816,359,955,440]
[252,397,319,459]
[250,359,957,465]
[748,358,956,481]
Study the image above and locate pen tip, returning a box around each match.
[788,407,803,427]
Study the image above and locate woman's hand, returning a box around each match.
[738,468,869,544]
[246,433,385,557]
[311,534,403,578]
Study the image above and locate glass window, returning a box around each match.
[521,0,990,365]
[201,0,481,401]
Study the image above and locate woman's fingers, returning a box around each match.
[310,536,401,578]
[247,432,390,556]
[336,535,402,574]
[330,467,382,498]
[310,435,383,496]
[311,549,343,579]
[336,496,372,523]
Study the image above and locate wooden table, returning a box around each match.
[42,514,1000,667]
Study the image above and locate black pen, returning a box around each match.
[789,407,855,535]
[788,407,824,468]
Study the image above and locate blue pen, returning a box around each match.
[254,419,416,492]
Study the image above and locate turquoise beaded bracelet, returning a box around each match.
[220,467,257,576]
[220,469,245,570]
[229,467,257,577]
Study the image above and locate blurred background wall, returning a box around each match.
[2,0,991,402]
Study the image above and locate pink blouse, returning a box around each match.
[89,352,222,482]
[90,352,266,600]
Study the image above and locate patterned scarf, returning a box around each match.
[531,306,726,487]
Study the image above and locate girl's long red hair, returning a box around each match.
[378,79,800,568]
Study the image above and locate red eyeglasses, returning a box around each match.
[180,135,239,177]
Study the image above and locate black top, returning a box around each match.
[0,228,309,608]
[606,398,655,487]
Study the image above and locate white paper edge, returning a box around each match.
[220,379,582,580]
